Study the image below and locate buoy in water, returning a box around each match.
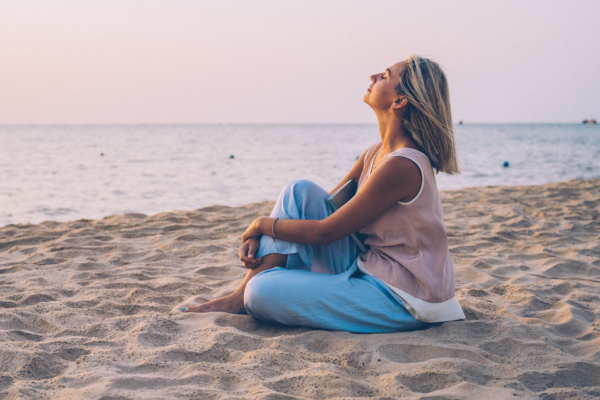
[229,155,234,159]
[503,161,509,168]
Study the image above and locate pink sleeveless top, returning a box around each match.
[356,143,465,323]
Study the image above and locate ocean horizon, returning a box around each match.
[1,123,599,226]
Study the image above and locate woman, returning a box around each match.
[183,55,465,333]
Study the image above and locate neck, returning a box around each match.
[374,109,410,150]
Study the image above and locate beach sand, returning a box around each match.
[1,179,599,399]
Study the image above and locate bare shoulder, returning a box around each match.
[379,155,421,180]
[369,155,422,202]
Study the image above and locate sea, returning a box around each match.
[1,124,599,226]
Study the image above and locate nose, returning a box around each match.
[370,74,376,83]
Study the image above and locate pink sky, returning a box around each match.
[1,0,599,124]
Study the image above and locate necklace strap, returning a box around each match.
[372,139,401,172]
[382,138,401,152]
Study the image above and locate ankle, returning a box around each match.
[230,289,245,300]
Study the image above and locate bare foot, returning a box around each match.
[182,292,246,314]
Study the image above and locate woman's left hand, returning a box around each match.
[242,217,270,243]
[239,237,262,269]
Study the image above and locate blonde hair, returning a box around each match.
[396,55,459,174]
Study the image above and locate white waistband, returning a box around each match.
[357,258,465,323]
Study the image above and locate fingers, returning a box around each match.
[239,237,262,269]
[238,242,249,261]
[242,257,262,269]
[244,259,262,269]
[248,238,260,259]
[240,254,261,264]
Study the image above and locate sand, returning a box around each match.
[0,179,599,400]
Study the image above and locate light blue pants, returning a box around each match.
[244,180,426,333]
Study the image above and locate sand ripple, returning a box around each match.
[0,180,599,399]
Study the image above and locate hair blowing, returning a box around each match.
[396,55,459,174]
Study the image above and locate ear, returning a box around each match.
[391,95,408,110]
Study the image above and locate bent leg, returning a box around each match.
[185,180,358,315]
[243,262,426,333]
[256,179,359,274]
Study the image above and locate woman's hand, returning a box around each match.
[238,237,262,269]
[241,217,271,244]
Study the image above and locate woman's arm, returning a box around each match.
[242,156,422,246]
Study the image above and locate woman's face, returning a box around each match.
[363,61,406,111]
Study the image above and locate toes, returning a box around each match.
[183,305,201,313]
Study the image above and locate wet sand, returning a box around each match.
[0,179,599,399]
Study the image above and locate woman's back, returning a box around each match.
[357,143,465,323]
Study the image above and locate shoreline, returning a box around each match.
[2,178,598,230]
[1,179,599,399]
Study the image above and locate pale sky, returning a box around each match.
[1,0,599,124]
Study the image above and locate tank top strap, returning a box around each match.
[385,148,431,205]
[363,142,381,168]
[385,148,430,169]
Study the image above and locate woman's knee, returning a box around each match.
[283,179,326,198]
[282,180,329,210]
[243,272,278,318]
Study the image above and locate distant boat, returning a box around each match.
[582,119,597,125]
[458,120,463,125]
